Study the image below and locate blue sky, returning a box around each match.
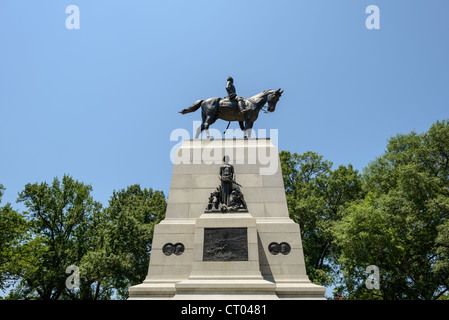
[1,0,448,299]
[1,1,448,212]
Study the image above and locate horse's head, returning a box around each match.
[266,88,283,112]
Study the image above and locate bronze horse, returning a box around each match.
[179,88,283,139]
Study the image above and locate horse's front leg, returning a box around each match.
[243,120,254,139]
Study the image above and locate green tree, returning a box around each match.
[2,175,166,300]
[280,151,364,287]
[334,120,449,299]
[7,175,103,300]
[0,185,29,292]
[79,184,166,299]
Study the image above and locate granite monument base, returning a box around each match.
[128,139,326,300]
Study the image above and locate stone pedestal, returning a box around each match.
[128,138,326,300]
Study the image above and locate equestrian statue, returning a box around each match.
[179,77,283,139]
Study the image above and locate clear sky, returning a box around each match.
[1,0,448,208]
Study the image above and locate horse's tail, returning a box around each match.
[179,99,204,114]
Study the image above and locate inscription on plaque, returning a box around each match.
[203,228,248,261]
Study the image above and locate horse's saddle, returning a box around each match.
[220,97,255,111]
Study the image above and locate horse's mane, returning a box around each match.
[248,89,273,103]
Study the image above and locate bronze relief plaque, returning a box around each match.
[203,228,248,261]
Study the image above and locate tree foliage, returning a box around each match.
[280,120,449,299]
[0,176,166,300]
[280,151,364,286]
[79,184,166,299]
[7,175,103,299]
[0,185,28,292]
[334,120,449,299]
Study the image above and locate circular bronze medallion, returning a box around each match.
[174,243,185,255]
[268,242,280,255]
[279,242,291,255]
[162,243,174,256]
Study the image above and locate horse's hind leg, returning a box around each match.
[205,115,218,140]
[195,114,215,140]
[195,123,204,139]
[194,113,206,139]
[203,116,213,140]
[195,99,219,139]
